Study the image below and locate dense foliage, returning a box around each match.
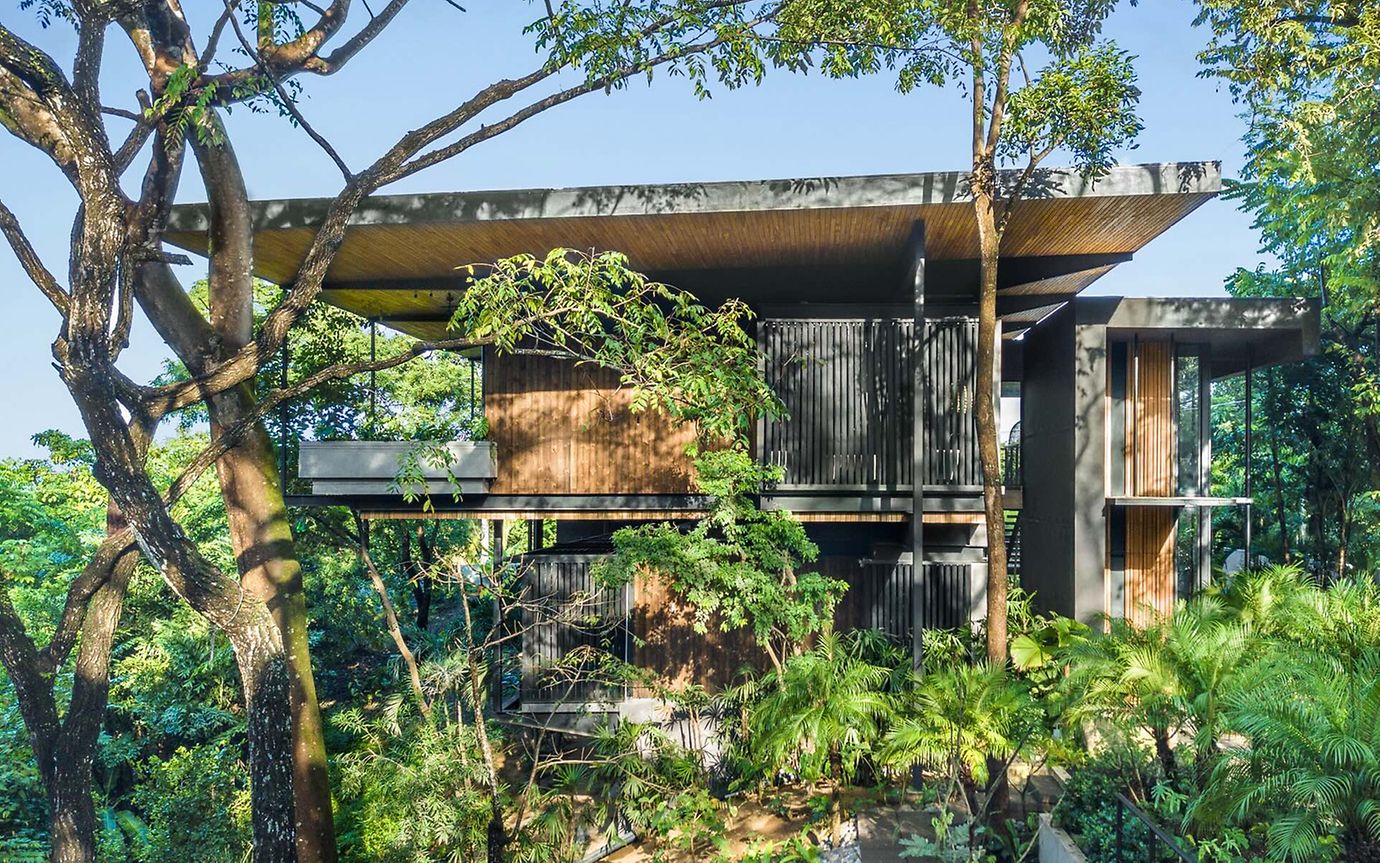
[3,0,1380,861]
[1058,568,1380,863]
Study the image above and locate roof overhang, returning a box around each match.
[1080,296,1321,374]
[166,161,1221,339]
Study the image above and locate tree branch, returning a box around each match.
[0,194,70,315]
[35,530,137,674]
[222,0,355,180]
[154,5,777,410]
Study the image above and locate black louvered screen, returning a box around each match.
[760,318,978,490]
[853,561,974,642]
[520,555,628,704]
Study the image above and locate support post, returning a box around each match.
[490,519,505,711]
[1244,348,1254,569]
[279,326,290,492]
[368,318,378,434]
[1198,346,1213,592]
[907,222,926,669]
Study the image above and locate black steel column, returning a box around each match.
[1198,346,1213,592]
[368,318,378,433]
[1244,347,1254,568]
[907,222,926,669]
[279,325,290,492]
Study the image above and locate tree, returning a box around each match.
[1196,1,1380,320]
[776,0,1142,667]
[0,5,813,860]
[0,434,139,863]
[598,448,846,678]
[1196,647,1380,863]
[926,0,1141,669]
[747,630,900,846]
[1195,2,1380,576]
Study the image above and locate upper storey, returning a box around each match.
[165,162,1222,338]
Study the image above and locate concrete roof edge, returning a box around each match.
[166,160,1222,234]
[1075,295,1319,330]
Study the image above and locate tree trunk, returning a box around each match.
[971,163,1009,666]
[214,418,335,862]
[972,157,1012,830]
[48,510,138,863]
[63,357,300,863]
[0,551,133,863]
[412,524,434,630]
[1337,496,1350,576]
[1153,727,1177,781]
[160,133,338,863]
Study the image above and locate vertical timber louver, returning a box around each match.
[760,318,978,491]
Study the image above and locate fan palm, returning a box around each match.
[748,630,899,844]
[883,662,1033,810]
[1191,647,1380,863]
[1064,597,1253,776]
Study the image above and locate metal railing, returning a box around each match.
[1114,793,1197,863]
[1001,442,1022,487]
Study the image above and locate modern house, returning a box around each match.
[168,161,1319,709]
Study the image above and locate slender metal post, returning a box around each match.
[906,222,926,670]
[368,318,378,434]
[1131,335,1140,494]
[1115,796,1125,863]
[1244,347,1254,569]
[279,329,289,491]
[1198,345,1213,592]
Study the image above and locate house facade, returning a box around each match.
[169,162,1319,709]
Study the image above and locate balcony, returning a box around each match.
[297,440,497,497]
[759,317,980,493]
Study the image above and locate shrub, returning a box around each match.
[130,743,251,863]
[1054,743,1160,862]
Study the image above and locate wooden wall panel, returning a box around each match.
[1126,340,1175,496]
[1124,507,1176,626]
[631,557,865,695]
[630,572,761,696]
[485,353,699,495]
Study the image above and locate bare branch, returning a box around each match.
[995,143,1055,239]
[35,531,137,674]
[111,93,155,173]
[199,4,237,69]
[101,105,143,122]
[0,195,70,315]
[356,518,433,718]
[222,0,355,180]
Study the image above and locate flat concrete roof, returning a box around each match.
[1020,296,1322,373]
[166,162,1221,339]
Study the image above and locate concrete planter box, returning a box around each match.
[1038,814,1091,863]
[299,440,497,496]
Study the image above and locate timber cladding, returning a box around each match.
[1125,339,1175,497]
[1123,507,1177,625]
[521,554,977,702]
[1116,338,1177,624]
[630,571,761,696]
[484,352,699,495]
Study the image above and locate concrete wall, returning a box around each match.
[1021,305,1078,618]
[1020,305,1109,625]
[1038,815,1090,863]
[1071,320,1109,624]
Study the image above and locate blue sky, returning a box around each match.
[0,0,1265,457]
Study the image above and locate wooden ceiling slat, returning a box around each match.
[164,168,1217,330]
[166,193,1209,290]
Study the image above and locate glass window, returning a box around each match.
[1176,349,1202,495]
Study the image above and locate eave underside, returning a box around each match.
[164,162,1221,340]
